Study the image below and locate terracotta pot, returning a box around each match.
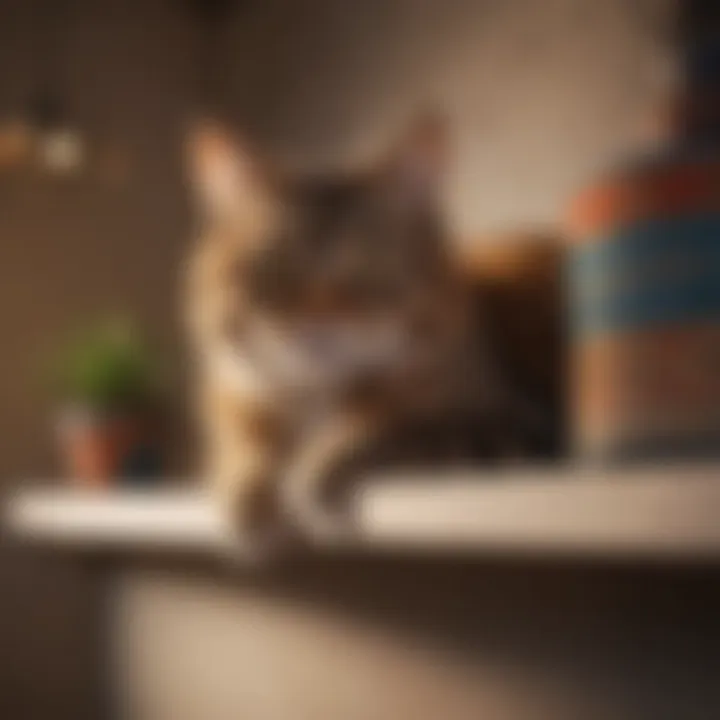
[56,406,162,487]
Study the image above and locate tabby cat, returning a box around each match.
[184,117,554,550]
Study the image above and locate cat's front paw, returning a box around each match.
[217,474,289,561]
[281,451,362,544]
[281,416,375,543]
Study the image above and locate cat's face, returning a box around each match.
[187,119,451,377]
[245,173,446,320]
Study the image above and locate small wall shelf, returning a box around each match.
[6,464,720,562]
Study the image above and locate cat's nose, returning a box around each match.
[305,286,342,318]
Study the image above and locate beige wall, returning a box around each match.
[222,0,675,236]
[0,1,682,718]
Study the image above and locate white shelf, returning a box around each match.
[358,465,720,559]
[5,486,223,551]
[5,464,720,561]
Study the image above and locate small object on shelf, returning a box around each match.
[566,6,720,461]
[46,319,165,487]
[57,405,161,487]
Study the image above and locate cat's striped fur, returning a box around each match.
[184,120,560,547]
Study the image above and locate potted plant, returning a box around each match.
[47,320,165,486]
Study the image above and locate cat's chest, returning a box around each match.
[214,318,416,401]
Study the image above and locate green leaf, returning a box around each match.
[45,318,163,411]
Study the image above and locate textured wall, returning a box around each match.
[0,1,194,716]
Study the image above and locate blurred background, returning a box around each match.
[0,0,678,479]
[2,0,718,718]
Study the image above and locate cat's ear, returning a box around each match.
[185,121,267,221]
[383,112,448,205]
